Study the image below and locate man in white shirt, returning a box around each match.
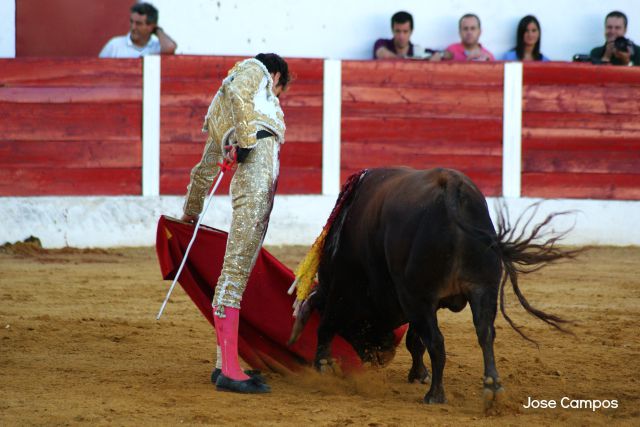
[99,2,177,58]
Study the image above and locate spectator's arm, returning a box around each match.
[154,27,177,54]
[375,46,398,59]
[429,50,453,62]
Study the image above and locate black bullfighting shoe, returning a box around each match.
[215,373,271,394]
[210,368,265,384]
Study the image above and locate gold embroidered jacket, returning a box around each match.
[183,58,286,216]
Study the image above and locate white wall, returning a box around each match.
[0,0,15,57]
[150,0,640,60]
[1,196,638,248]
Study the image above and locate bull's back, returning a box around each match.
[346,168,499,304]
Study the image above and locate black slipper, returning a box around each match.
[215,373,271,394]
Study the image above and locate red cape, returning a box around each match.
[156,215,406,374]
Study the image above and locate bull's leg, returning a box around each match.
[314,313,338,374]
[413,310,446,403]
[469,288,505,409]
[406,324,430,384]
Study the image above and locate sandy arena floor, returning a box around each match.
[0,243,639,426]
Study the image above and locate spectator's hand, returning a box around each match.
[430,52,444,62]
[601,41,615,62]
[181,214,199,224]
[613,46,632,65]
[466,49,490,61]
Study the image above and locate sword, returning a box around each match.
[156,159,234,320]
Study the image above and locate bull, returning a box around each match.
[288,167,579,408]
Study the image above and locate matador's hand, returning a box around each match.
[181,214,199,224]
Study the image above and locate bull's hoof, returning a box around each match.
[423,389,446,404]
[314,358,337,374]
[408,367,431,384]
[482,376,506,410]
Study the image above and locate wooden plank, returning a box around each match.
[341,150,502,173]
[523,150,640,174]
[523,111,640,132]
[341,140,501,157]
[0,87,140,104]
[523,62,640,86]
[522,173,640,200]
[342,117,502,143]
[523,126,640,140]
[342,86,503,112]
[0,140,141,168]
[0,168,141,196]
[342,61,504,88]
[342,100,502,120]
[523,85,640,115]
[339,168,501,197]
[0,103,141,141]
[0,58,141,87]
[523,137,640,152]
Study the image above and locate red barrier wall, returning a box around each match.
[160,56,323,195]
[522,63,640,200]
[16,0,133,57]
[0,58,142,196]
[340,61,504,196]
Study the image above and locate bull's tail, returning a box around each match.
[440,173,582,344]
[493,201,583,344]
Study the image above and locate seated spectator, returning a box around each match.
[433,14,494,61]
[373,11,427,59]
[590,11,639,66]
[100,2,177,58]
[502,15,550,61]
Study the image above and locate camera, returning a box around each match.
[614,36,632,52]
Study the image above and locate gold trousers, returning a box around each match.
[213,136,280,311]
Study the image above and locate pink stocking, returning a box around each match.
[213,306,249,381]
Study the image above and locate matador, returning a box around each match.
[181,53,290,394]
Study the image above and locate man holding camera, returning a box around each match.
[590,11,639,66]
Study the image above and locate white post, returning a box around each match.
[322,59,342,196]
[0,0,16,57]
[142,55,161,196]
[502,62,523,198]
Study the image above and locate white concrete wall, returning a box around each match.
[0,0,15,57]
[1,196,639,248]
[150,0,640,60]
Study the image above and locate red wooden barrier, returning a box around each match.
[341,61,504,196]
[522,62,640,200]
[160,56,323,195]
[0,58,142,196]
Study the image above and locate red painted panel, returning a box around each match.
[0,140,141,168]
[16,0,133,57]
[523,62,640,87]
[342,117,502,143]
[0,58,143,196]
[160,56,324,195]
[0,58,142,86]
[0,103,142,141]
[522,173,640,200]
[342,61,504,88]
[522,63,640,200]
[0,168,141,196]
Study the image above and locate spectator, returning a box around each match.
[434,14,494,61]
[502,15,550,61]
[590,11,639,66]
[373,11,427,59]
[99,2,177,58]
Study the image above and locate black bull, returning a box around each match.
[289,167,579,407]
